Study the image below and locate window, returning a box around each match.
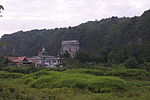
[52,60,57,63]
[69,48,71,52]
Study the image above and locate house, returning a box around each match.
[7,56,31,65]
[31,48,61,68]
[6,48,61,68]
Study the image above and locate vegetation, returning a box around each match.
[0,56,9,68]
[105,69,150,77]
[0,10,150,65]
[124,57,138,69]
[24,71,126,93]
[0,68,150,100]
[64,69,104,76]
[0,71,23,79]
[0,9,150,100]
[1,65,40,74]
[0,5,4,17]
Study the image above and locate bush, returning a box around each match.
[0,57,9,68]
[124,57,138,69]
[0,80,56,100]
[24,71,127,93]
[105,69,150,77]
[0,71,23,79]
[143,62,150,72]
[2,65,39,74]
[64,69,104,76]
[23,70,51,79]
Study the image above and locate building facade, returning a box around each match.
[60,40,79,57]
[31,48,61,68]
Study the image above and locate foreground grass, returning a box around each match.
[23,70,127,93]
[0,69,150,100]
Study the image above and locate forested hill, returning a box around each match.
[0,9,150,62]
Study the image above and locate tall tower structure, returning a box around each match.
[60,40,79,57]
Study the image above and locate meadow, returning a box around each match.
[0,67,150,100]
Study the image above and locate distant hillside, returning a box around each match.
[0,9,150,62]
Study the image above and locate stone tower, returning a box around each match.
[60,40,79,57]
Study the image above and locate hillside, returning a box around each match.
[0,9,150,62]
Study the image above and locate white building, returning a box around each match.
[32,48,61,68]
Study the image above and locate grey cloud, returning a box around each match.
[0,0,150,36]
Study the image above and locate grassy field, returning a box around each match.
[0,69,150,100]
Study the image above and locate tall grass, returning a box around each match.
[105,69,150,77]
[23,70,127,93]
[64,69,104,76]
[1,69,150,100]
[0,71,23,79]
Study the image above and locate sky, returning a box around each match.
[0,0,150,37]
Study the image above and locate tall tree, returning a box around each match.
[0,5,4,17]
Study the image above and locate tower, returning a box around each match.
[60,40,79,57]
[38,48,48,57]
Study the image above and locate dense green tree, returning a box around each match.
[62,51,70,59]
[108,52,119,64]
[0,5,4,10]
[75,52,91,63]
[124,57,138,69]
[0,5,4,17]
[0,9,150,64]
[0,57,9,68]
[143,62,150,72]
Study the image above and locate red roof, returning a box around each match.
[27,58,35,62]
[17,57,27,62]
[7,56,28,62]
[7,57,18,61]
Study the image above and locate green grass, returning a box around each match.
[105,69,150,77]
[0,69,150,100]
[64,69,104,76]
[23,70,127,93]
[0,71,23,79]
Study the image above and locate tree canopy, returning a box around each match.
[0,5,4,17]
[0,9,150,64]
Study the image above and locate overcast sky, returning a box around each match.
[0,0,150,37]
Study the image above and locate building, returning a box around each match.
[32,48,61,68]
[7,48,61,67]
[7,56,31,65]
[60,40,79,57]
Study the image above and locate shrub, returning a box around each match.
[25,71,127,93]
[23,70,51,79]
[2,65,39,74]
[64,69,104,76]
[143,62,150,72]
[0,71,23,79]
[124,57,138,69]
[105,69,150,77]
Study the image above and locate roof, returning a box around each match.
[61,40,79,45]
[7,56,29,63]
[27,57,35,62]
